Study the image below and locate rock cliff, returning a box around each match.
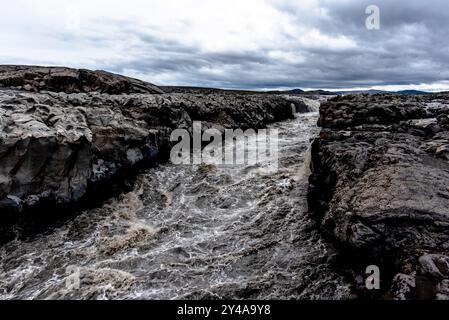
[0,65,164,94]
[308,93,449,299]
[0,67,295,243]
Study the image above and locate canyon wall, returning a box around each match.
[308,93,449,299]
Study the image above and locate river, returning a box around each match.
[0,99,350,300]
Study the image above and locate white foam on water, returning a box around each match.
[0,100,351,300]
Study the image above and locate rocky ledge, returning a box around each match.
[0,65,164,94]
[308,93,449,299]
[0,67,296,243]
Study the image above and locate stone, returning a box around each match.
[436,280,449,300]
[391,273,416,300]
[419,254,449,279]
[308,93,449,299]
[0,65,164,94]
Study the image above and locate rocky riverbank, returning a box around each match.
[0,66,296,243]
[308,93,449,299]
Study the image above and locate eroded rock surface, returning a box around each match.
[0,87,294,242]
[0,65,164,94]
[308,93,449,299]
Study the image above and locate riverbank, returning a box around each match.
[308,93,449,299]
[0,66,306,243]
[0,107,353,300]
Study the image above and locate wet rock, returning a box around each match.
[436,280,449,300]
[391,273,416,300]
[282,95,320,113]
[419,254,449,280]
[308,93,449,299]
[0,83,294,242]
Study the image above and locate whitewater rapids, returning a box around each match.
[0,104,350,300]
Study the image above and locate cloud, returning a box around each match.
[0,0,448,90]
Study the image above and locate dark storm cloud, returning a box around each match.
[273,0,449,88]
[2,0,448,90]
[101,1,449,89]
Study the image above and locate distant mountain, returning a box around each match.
[335,89,387,95]
[282,88,304,94]
[266,88,338,95]
[302,89,335,95]
[335,89,430,95]
[395,90,430,95]
[264,88,304,94]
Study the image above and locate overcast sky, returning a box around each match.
[1,0,448,91]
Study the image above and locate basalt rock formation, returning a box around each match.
[0,69,295,243]
[308,93,449,299]
[0,65,164,94]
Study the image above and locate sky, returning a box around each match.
[1,0,449,91]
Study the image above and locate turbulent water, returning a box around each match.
[0,103,351,300]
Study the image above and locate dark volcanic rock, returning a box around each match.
[308,93,449,299]
[0,87,294,242]
[0,65,164,94]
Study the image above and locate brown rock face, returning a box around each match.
[308,93,449,299]
[0,65,164,94]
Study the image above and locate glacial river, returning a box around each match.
[0,101,350,300]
